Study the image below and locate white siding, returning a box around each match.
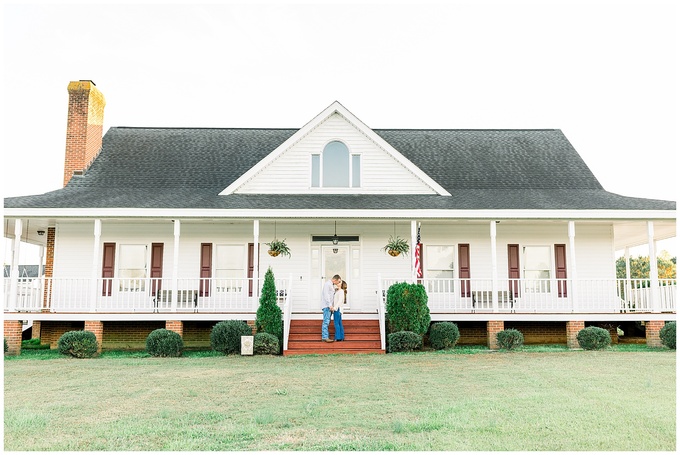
[237,113,437,194]
[51,220,617,312]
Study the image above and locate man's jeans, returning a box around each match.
[321,307,331,340]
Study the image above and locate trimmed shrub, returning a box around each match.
[497,328,524,350]
[57,330,99,358]
[211,320,252,355]
[146,329,183,357]
[255,267,283,348]
[428,322,460,350]
[4,338,7,353]
[253,332,280,355]
[576,326,611,350]
[386,282,431,336]
[659,321,676,350]
[387,331,422,353]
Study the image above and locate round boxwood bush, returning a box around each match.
[428,322,460,350]
[659,321,676,350]
[254,332,280,355]
[210,320,252,355]
[496,328,524,350]
[576,326,611,350]
[146,328,183,357]
[57,330,99,358]
[387,331,422,353]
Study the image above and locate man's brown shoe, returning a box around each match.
[323,338,334,343]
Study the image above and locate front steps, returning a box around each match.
[283,319,385,356]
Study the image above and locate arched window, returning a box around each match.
[311,141,360,188]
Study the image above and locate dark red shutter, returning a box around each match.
[555,244,568,297]
[150,243,164,296]
[458,244,471,297]
[199,243,212,297]
[102,242,116,296]
[248,243,255,297]
[508,244,520,298]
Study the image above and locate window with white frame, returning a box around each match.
[523,245,551,293]
[311,141,361,188]
[215,245,245,292]
[118,244,147,291]
[425,245,455,293]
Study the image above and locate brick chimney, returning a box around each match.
[63,80,106,186]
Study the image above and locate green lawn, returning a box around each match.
[4,348,676,451]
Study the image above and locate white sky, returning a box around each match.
[1,0,678,262]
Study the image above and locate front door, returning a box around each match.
[321,245,350,310]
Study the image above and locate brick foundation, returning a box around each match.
[4,320,23,355]
[645,320,665,348]
[31,320,42,340]
[166,320,183,337]
[487,321,504,350]
[566,321,585,349]
[84,320,104,353]
[41,321,85,348]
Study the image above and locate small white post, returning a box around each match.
[172,219,181,312]
[490,221,498,312]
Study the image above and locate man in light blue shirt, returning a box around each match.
[321,275,341,342]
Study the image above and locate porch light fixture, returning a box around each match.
[332,221,339,245]
[37,230,45,236]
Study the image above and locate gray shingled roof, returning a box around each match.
[4,127,675,211]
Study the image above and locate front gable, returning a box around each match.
[220,102,450,196]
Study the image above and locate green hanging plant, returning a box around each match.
[382,235,409,257]
[266,239,291,258]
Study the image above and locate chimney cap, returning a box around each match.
[79,80,96,85]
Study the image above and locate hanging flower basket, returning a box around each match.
[382,235,409,257]
[265,239,291,258]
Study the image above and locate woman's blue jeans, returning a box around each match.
[333,310,344,341]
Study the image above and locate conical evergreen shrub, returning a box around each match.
[255,267,283,351]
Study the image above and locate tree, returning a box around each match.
[616,252,676,279]
[255,267,283,349]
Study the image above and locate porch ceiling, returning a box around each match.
[613,220,676,250]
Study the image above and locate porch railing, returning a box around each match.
[379,278,676,313]
[4,276,676,314]
[3,277,290,313]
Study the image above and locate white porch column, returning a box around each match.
[172,219,181,312]
[38,244,45,310]
[568,221,578,312]
[8,219,22,312]
[411,220,417,283]
[624,246,631,306]
[253,220,260,298]
[647,221,660,312]
[90,219,102,312]
[490,221,498,312]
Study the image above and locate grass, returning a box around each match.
[4,347,676,451]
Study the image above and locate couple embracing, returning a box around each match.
[321,274,346,342]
